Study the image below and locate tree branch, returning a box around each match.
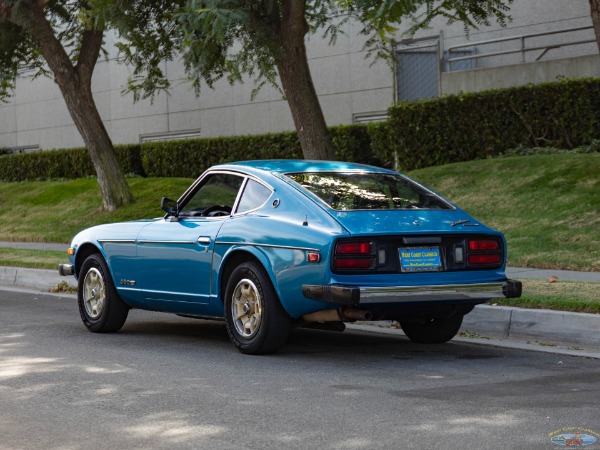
[77,28,103,85]
[10,1,76,85]
[282,0,308,38]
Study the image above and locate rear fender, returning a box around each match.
[216,244,332,318]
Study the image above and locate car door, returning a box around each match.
[136,172,244,303]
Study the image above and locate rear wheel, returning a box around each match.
[401,314,464,344]
[78,253,129,333]
[224,261,291,355]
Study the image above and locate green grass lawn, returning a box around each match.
[410,153,600,271]
[0,177,193,243]
[0,248,66,270]
[495,278,600,314]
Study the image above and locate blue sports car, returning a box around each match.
[59,160,521,354]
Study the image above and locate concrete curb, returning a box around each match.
[0,266,75,291]
[462,305,600,347]
[1,266,599,351]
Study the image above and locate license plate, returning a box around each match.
[399,247,442,272]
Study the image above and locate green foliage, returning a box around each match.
[0,1,186,102]
[339,0,513,59]
[0,145,142,181]
[0,126,376,180]
[0,1,100,101]
[140,127,380,177]
[101,2,187,102]
[387,78,600,170]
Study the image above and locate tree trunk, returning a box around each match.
[276,1,335,161]
[12,2,134,211]
[58,77,135,211]
[591,0,600,54]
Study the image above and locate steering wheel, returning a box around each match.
[201,204,232,217]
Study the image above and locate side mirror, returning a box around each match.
[161,197,179,220]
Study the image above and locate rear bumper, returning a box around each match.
[302,279,522,306]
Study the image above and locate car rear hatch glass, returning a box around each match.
[286,172,453,211]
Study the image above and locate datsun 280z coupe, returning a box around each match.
[59,160,521,354]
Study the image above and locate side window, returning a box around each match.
[180,173,244,217]
[236,179,272,214]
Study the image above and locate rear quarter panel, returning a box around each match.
[214,176,347,318]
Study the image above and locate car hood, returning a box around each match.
[327,209,497,236]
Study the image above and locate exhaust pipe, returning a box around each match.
[302,308,372,323]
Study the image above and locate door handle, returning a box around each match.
[198,237,211,245]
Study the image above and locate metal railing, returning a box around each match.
[446,25,597,72]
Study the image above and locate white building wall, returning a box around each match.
[0,0,597,151]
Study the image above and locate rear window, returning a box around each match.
[286,172,452,211]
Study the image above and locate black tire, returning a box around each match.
[78,253,129,333]
[401,314,464,344]
[224,261,291,355]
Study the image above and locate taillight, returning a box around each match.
[468,239,500,251]
[333,240,376,271]
[467,237,503,268]
[468,254,501,265]
[335,258,375,269]
[336,242,372,254]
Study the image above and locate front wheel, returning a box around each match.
[401,314,464,344]
[224,261,291,355]
[78,253,129,333]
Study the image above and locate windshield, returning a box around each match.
[286,172,452,211]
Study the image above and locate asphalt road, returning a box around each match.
[1,289,600,450]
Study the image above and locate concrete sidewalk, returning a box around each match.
[0,241,68,252]
[506,266,600,282]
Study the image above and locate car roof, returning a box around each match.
[219,160,396,174]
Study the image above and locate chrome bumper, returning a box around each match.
[302,280,522,305]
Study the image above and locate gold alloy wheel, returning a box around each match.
[231,278,263,338]
[82,267,106,319]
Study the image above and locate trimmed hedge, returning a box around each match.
[0,125,376,181]
[0,145,143,181]
[1,77,599,180]
[386,78,600,170]
[140,125,379,177]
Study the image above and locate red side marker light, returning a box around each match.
[307,252,321,263]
